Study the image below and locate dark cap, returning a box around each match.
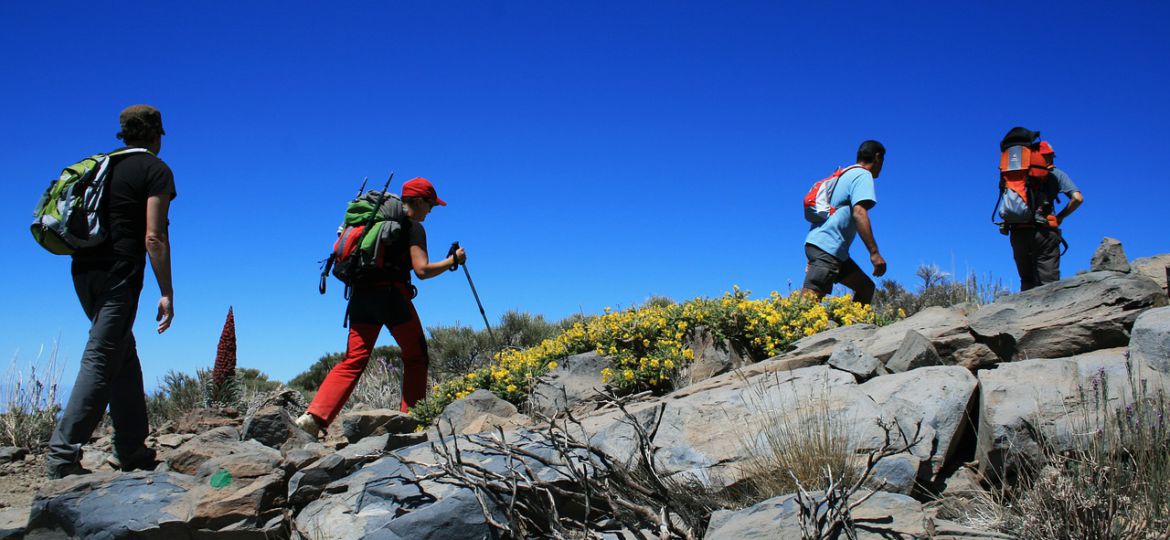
[117,104,165,141]
[401,177,447,206]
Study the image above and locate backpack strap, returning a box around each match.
[825,165,866,212]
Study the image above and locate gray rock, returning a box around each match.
[297,433,586,539]
[863,307,974,362]
[156,433,194,449]
[862,367,978,478]
[1130,306,1170,375]
[587,366,889,487]
[26,472,194,539]
[705,490,928,539]
[288,433,411,506]
[0,506,27,540]
[338,409,421,443]
[242,404,312,450]
[528,352,611,417]
[682,328,751,384]
[866,453,925,495]
[1130,253,1170,296]
[969,271,1167,361]
[784,323,879,363]
[0,447,26,465]
[885,330,942,373]
[1090,237,1130,272]
[167,426,244,475]
[976,348,1136,479]
[435,389,523,435]
[827,341,882,380]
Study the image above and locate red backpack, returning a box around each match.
[803,165,862,223]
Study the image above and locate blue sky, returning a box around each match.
[2,1,1168,390]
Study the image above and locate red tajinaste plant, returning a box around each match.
[213,307,237,385]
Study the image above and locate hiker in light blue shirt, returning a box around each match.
[802,140,888,305]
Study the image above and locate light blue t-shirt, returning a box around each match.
[805,167,877,261]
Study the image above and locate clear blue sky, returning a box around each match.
[2,1,1167,390]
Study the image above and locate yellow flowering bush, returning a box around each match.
[409,289,875,424]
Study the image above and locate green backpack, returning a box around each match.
[31,148,150,255]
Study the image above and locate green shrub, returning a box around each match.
[146,369,206,429]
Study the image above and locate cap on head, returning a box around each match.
[1037,141,1055,156]
[401,177,447,206]
[117,104,165,142]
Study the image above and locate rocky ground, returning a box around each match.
[2,239,1168,539]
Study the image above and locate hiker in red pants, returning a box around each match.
[296,177,466,438]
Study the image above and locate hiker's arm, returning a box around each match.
[145,194,174,333]
[411,245,466,280]
[1057,191,1084,224]
[852,202,886,277]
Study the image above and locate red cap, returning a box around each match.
[401,177,447,206]
[1037,141,1055,156]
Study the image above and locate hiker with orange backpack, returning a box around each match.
[296,177,466,439]
[994,128,1084,291]
[801,140,888,305]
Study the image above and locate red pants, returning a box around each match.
[307,283,429,424]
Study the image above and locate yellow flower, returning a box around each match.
[506,384,517,393]
[547,361,558,370]
[623,369,635,381]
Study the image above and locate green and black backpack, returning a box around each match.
[31,148,150,255]
[319,178,410,297]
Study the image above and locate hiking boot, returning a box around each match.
[106,447,158,472]
[46,461,92,480]
[295,413,323,440]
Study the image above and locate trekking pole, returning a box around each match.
[448,241,495,342]
[355,176,369,199]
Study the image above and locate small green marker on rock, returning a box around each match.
[210,468,233,489]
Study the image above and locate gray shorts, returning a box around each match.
[802,243,864,294]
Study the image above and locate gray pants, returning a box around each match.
[47,258,149,471]
[1010,226,1063,291]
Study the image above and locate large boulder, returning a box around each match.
[705,490,928,539]
[287,433,411,507]
[26,468,290,539]
[584,365,888,488]
[976,348,1135,479]
[295,454,496,540]
[1090,237,1130,272]
[296,432,582,539]
[862,307,975,362]
[528,352,611,417]
[1130,253,1170,295]
[1129,306,1170,376]
[969,271,1167,361]
[861,367,978,479]
[168,426,249,475]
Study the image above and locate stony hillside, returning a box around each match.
[3,239,1169,539]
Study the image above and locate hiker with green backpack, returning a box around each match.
[33,105,176,479]
[296,177,466,439]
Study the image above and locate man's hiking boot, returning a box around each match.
[295,413,323,440]
[106,446,158,472]
[46,461,92,480]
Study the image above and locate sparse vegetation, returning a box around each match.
[0,343,63,450]
[873,264,1007,323]
[998,369,1170,539]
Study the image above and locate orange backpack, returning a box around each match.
[993,127,1056,228]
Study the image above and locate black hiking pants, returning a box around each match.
[47,257,149,472]
[1009,226,1063,291]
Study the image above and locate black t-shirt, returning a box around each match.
[355,220,427,286]
[77,148,176,260]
